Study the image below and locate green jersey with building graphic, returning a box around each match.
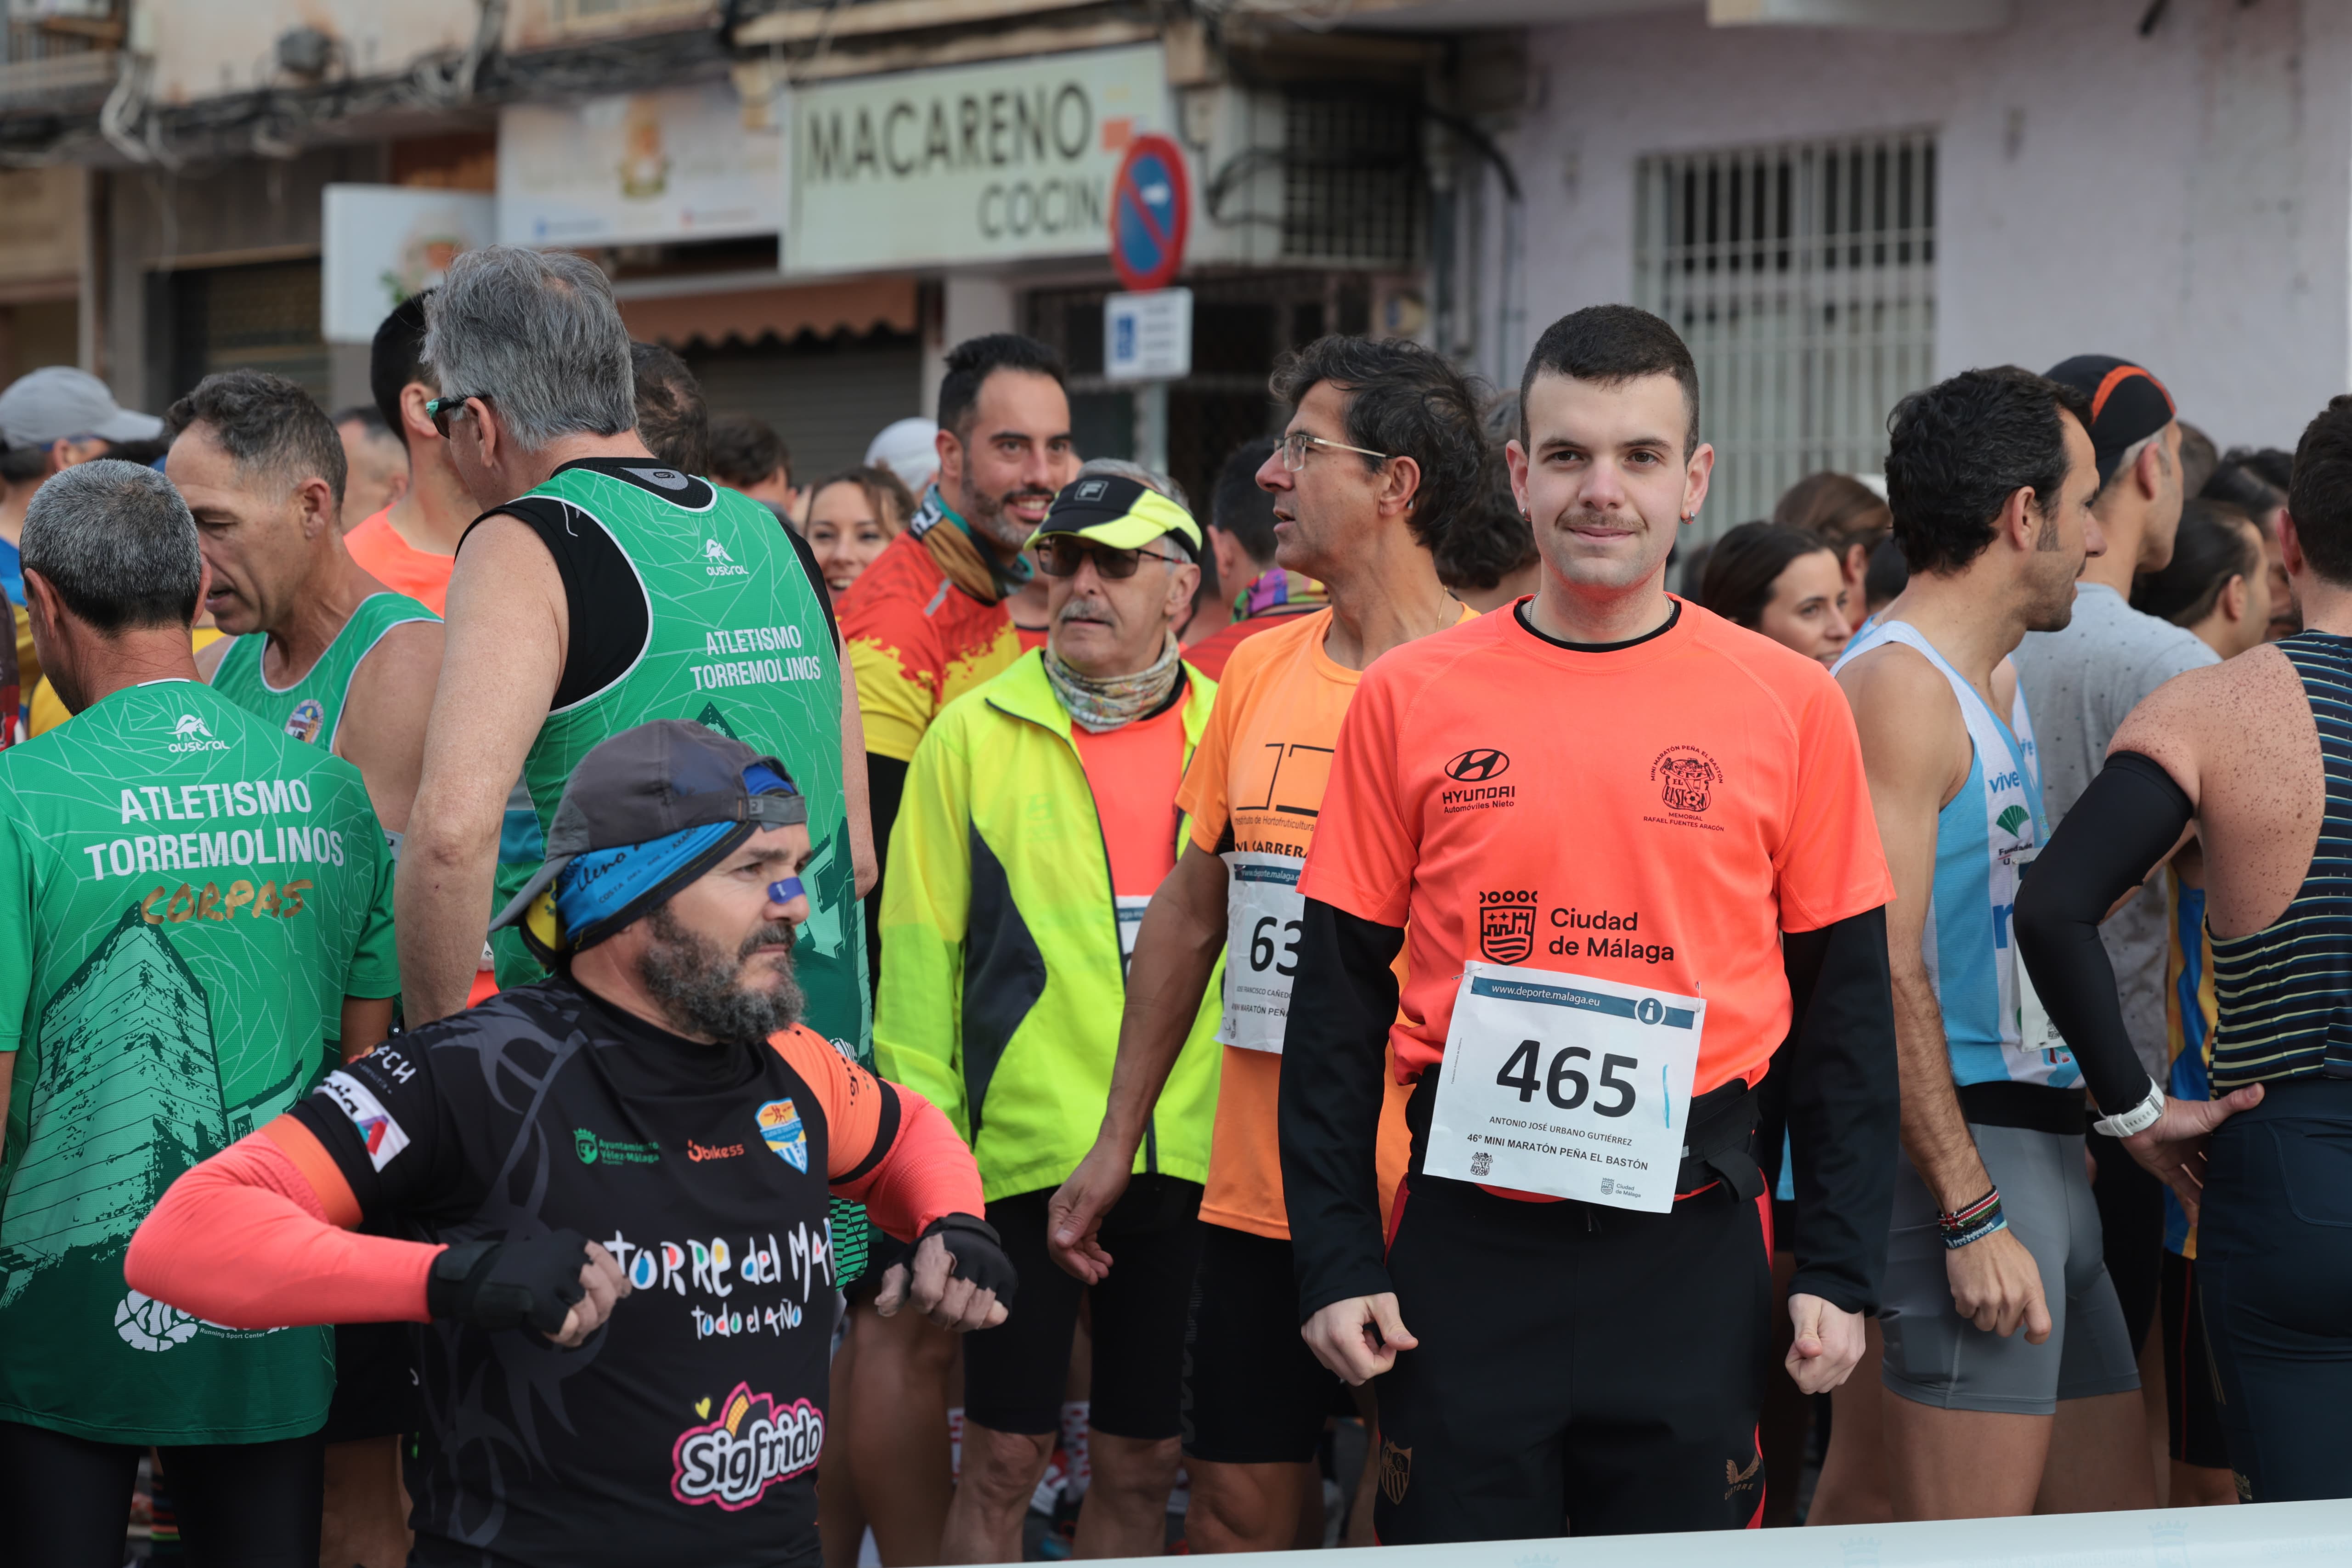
[0,679,400,1443]
[487,459,875,1278]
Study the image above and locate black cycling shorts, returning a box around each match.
[2159,1250,2228,1471]
[1374,1172,1773,1543]
[0,1419,323,1568]
[1183,1223,1352,1464]
[319,1321,420,1444]
[962,1175,1204,1440]
[2086,1126,2165,1352]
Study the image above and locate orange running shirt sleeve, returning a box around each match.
[1302,601,1893,1098]
[766,1023,985,1240]
[124,1120,439,1329]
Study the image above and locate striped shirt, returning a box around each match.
[2209,631,2352,1089]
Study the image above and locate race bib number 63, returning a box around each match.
[1425,961,1705,1214]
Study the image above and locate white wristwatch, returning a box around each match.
[2091,1079,2165,1138]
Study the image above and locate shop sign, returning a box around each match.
[787,44,1168,275]
[501,84,783,248]
[321,185,496,345]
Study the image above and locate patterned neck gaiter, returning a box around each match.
[1044,630,1184,733]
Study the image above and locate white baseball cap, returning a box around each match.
[0,366,164,449]
[865,417,939,497]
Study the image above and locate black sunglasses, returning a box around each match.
[1034,537,1186,580]
[424,394,490,439]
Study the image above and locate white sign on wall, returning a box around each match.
[321,185,497,345]
[787,44,1169,276]
[500,84,783,248]
[1105,289,1192,381]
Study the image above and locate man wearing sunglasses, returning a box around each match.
[876,473,1221,1563]
[1046,336,1483,1552]
[394,248,875,1112]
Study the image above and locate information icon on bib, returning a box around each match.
[1424,960,1706,1214]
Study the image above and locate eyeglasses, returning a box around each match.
[424,394,489,439]
[1034,537,1185,580]
[1279,430,1390,471]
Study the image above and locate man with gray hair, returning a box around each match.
[396,246,876,1188]
[0,459,400,1563]
[170,370,444,838]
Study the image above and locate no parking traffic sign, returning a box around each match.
[1108,134,1191,293]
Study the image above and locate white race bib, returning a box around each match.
[1424,961,1706,1214]
[1220,852,1305,1053]
[2007,845,2074,1070]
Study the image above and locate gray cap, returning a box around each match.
[0,366,164,449]
[489,719,807,937]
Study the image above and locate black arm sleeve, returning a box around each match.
[863,753,910,996]
[1279,897,1404,1322]
[2013,750,2190,1114]
[1779,906,1900,1315]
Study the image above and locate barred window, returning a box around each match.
[1634,131,1936,537]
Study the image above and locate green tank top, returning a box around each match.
[487,461,876,1271]
[209,591,441,751]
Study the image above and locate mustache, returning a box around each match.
[991,486,1057,509]
[1056,596,1114,625]
[736,920,799,961]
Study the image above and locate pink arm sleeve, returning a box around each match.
[836,1086,986,1244]
[124,1130,440,1328]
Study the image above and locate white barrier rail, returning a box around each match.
[1165,1500,2352,1567]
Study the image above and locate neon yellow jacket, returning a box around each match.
[874,650,1224,1201]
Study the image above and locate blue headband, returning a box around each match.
[551,764,800,947]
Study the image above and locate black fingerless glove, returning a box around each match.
[921,1214,1018,1308]
[427,1229,590,1336]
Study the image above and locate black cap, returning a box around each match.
[488,719,804,936]
[2045,355,2177,488]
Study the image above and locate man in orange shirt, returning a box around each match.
[342,294,473,615]
[1046,338,1481,1551]
[1283,306,1900,1542]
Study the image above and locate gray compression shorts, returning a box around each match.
[1879,1121,2141,1416]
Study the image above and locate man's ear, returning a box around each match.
[296,475,339,539]
[399,382,440,445]
[1998,485,2041,552]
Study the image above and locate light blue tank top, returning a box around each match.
[1834,618,2073,1089]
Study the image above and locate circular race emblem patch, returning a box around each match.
[116,1289,202,1353]
[285,698,326,744]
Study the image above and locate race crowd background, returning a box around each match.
[0,237,2338,1568]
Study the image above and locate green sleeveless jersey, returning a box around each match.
[0,680,399,1443]
[487,461,875,1269]
[209,591,440,752]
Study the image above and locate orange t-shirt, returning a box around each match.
[839,531,1021,762]
[1071,691,1189,909]
[345,508,456,617]
[1176,608,1469,1240]
[1301,598,1892,1099]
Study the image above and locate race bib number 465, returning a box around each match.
[1425,961,1705,1214]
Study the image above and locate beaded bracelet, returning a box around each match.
[1938,1189,2007,1251]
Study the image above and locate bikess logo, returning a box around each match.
[1650,745,1723,814]
[1478,889,1538,963]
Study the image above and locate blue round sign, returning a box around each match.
[1110,135,1191,293]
